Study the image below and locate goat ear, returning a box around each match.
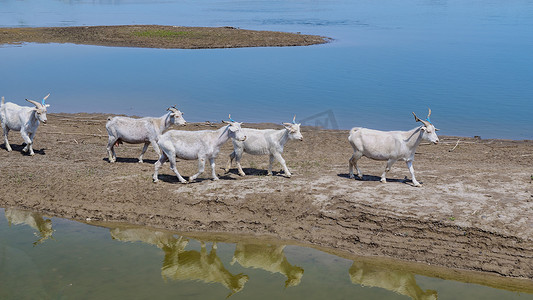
[45,104,50,108]
[435,128,440,131]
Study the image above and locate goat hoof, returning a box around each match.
[213,177,219,181]
[238,172,246,177]
[413,182,421,187]
[380,178,387,183]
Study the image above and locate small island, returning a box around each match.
[0,25,329,49]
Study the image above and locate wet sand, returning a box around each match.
[0,113,532,280]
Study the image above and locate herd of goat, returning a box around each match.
[0,94,440,186]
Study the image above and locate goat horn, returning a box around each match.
[425,108,433,124]
[228,114,236,122]
[42,93,50,105]
[292,115,296,124]
[26,99,42,108]
[412,111,430,127]
[412,112,421,122]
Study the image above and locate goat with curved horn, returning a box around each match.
[349,109,440,187]
[1,94,51,155]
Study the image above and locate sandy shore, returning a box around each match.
[0,113,532,282]
[0,25,328,49]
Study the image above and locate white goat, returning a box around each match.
[348,109,439,187]
[153,117,246,183]
[225,116,303,177]
[106,106,186,163]
[0,94,50,156]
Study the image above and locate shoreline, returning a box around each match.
[0,25,329,49]
[1,112,532,281]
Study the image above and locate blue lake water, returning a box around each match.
[2,207,533,300]
[0,0,532,140]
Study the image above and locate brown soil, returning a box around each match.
[1,113,532,282]
[0,25,328,49]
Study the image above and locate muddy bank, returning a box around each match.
[0,25,328,49]
[0,113,532,280]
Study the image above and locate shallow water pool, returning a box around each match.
[1,207,532,300]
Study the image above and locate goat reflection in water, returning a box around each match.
[5,208,54,245]
[109,228,249,298]
[349,260,438,300]
[231,243,304,288]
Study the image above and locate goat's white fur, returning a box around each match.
[153,120,246,183]
[225,122,303,177]
[0,94,50,156]
[348,109,439,187]
[106,107,186,163]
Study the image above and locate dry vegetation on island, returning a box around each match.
[0,25,329,49]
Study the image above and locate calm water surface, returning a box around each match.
[1,208,532,300]
[0,0,532,139]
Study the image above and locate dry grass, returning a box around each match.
[0,25,329,49]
